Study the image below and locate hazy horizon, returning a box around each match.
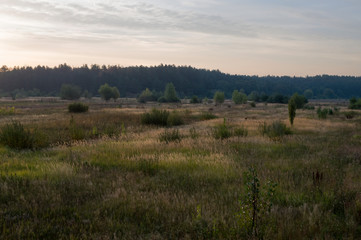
[1,0,361,76]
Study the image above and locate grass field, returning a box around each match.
[0,98,361,239]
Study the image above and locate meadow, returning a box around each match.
[0,97,360,239]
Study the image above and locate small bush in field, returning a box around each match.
[344,111,356,119]
[212,119,232,140]
[234,126,248,137]
[141,109,183,127]
[68,102,89,113]
[199,112,217,120]
[259,121,291,140]
[159,129,182,143]
[317,107,330,119]
[141,108,170,126]
[167,111,184,126]
[69,116,86,141]
[0,121,34,149]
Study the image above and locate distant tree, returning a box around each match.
[288,98,296,125]
[214,91,225,104]
[138,88,155,103]
[60,84,81,100]
[83,90,92,99]
[248,91,260,102]
[303,89,313,99]
[323,88,337,99]
[289,93,308,109]
[349,97,361,109]
[111,87,120,101]
[232,90,247,104]
[164,83,180,102]
[98,84,120,101]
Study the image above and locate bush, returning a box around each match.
[349,97,361,109]
[159,129,182,143]
[68,102,89,113]
[190,95,201,104]
[317,107,330,119]
[259,121,291,140]
[214,91,225,104]
[344,111,357,119]
[198,112,217,120]
[234,126,248,137]
[212,119,232,140]
[0,121,35,149]
[167,111,184,126]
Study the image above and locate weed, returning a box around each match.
[189,127,199,139]
[159,129,183,143]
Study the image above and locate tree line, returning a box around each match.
[0,64,361,99]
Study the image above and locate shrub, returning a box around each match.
[141,109,169,126]
[68,116,86,141]
[212,119,232,140]
[317,107,330,119]
[198,112,217,120]
[167,111,184,126]
[190,95,201,104]
[344,111,357,119]
[68,102,89,113]
[234,126,248,137]
[259,121,291,140]
[0,121,34,149]
[214,91,225,104]
[349,97,361,109]
[249,102,256,108]
[159,129,182,143]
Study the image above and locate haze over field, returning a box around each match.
[1,0,361,76]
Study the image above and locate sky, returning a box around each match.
[1,0,361,76]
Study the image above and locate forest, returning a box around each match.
[1,64,361,99]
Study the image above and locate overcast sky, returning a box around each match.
[1,0,361,76]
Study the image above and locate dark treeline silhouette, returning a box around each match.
[0,64,360,99]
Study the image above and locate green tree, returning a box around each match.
[60,84,82,100]
[303,89,313,99]
[288,98,296,125]
[111,87,120,101]
[138,88,154,103]
[289,93,308,109]
[214,91,225,104]
[232,90,247,104]
[98,84,120,101]
[164,83,179,102]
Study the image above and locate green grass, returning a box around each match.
[0,99,361,239]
